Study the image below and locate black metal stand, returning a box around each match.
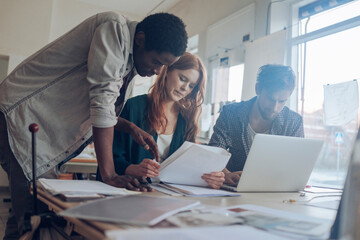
[24,123,70,239]
[29,123,39,215]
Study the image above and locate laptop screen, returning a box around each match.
[330,129,360,239]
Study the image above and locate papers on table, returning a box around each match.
[211,204,331,238]
[159,141,231,187]
[38,178,136,200]
[151,183,239,197]
[106,225,290,240]
[167,211,243,227]
[60,195,200,226]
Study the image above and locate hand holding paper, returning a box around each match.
[125,158,160,178]
[202,171,226,189]
[158,142,231,187]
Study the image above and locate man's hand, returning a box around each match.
[201,171,225,189]
[116,117,160,162]
[130,126,160,162]
[125,159,160,178]
[223,169,242,186]
[102,174,153,192]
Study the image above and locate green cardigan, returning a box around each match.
[112,94,187,175]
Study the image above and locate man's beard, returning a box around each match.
[257,100,276,121]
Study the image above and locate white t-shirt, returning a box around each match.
[247,123,269,145]
[157,134,174,163]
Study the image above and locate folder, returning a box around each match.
[60,195,200,226]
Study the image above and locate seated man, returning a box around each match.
[209,64,304,185]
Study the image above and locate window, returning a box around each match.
[293,0,360,188]
[228,64,245,102]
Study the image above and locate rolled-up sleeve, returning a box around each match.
[87,20,128,128]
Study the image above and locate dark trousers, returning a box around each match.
[0,112,52,239]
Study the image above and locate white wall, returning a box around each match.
[0,0,140,61]
[0,57,8,83]
[0,0,53,56]
[168,0,265,61]
[49,0,141,41]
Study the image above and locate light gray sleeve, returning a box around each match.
[87,20,129,128]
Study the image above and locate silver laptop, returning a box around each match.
[222,134,324,192]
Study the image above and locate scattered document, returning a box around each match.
[38,178,135,197]
[214,204,331,238]
[60,195,200,226]
[152,183,239,197]
[167,211,243,227]
[159,141,230,186]
[106,225,290,240]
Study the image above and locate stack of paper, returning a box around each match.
[159,141,230,186]
[60,195,200,226]
[38,178,135,201]
[151,183,239,197]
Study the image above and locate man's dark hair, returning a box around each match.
[136,13,187,57]
[256,64,296,93]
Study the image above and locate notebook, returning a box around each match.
[222,134,323,192]
[60,195,200,226]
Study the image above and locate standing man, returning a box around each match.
[209,64,304,186]
[0,11,187,238]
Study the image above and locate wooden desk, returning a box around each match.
[36,187,338,240]
[60,158,98,174]
[37,188,120,239]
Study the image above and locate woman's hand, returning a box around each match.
[201,171,225,189]
[125,159,160,178]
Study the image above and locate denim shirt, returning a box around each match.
[0,12,137,180]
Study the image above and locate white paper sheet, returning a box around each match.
[159,141,231,186]
[38,178,134,196]
[106,225,290,240]
[324,80,359,126]
[152,183,239,197]
[153,183,239,197]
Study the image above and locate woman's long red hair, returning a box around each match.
[147,52,207,142]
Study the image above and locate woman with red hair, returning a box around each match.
[107,52,225,189]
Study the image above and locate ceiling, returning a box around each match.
[76,0,182,18]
